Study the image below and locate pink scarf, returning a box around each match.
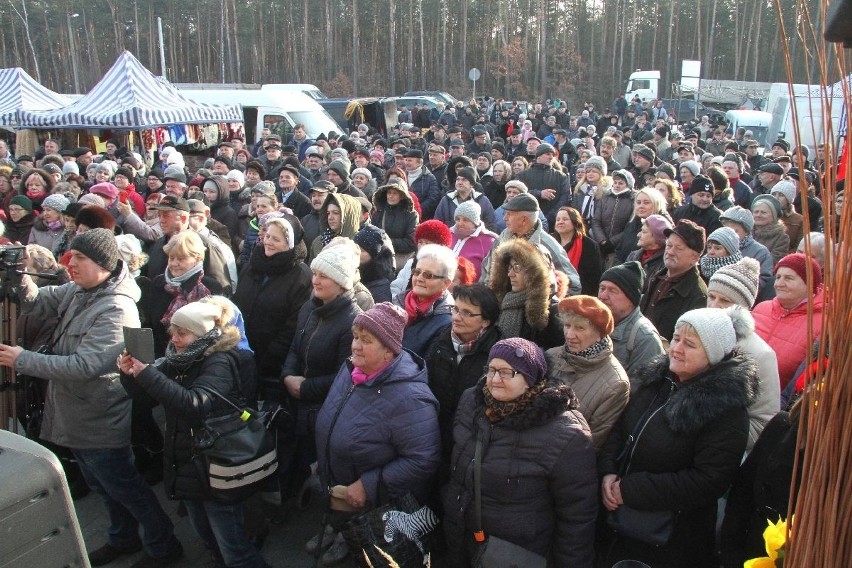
[351,362,391,385]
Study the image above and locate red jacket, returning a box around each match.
[752,290,823,390]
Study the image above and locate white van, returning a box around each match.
[724,110,772,148]
[260,83,327,100]
[177,85,342,145]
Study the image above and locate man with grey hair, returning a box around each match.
[480,193,581,295]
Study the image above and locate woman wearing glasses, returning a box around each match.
[488,238,563,350]
[442,337,597,567]
[393,243,456,354]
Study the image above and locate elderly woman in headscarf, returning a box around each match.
[442,337,597,567]
[393,243,456,354]
[312,303,440,566]
[488,239,563,350]
[598,307,758,568]
[750,194,790,265]
[451,200,498,281]
[546,295,629,448]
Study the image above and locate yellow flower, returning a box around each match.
[763,517,787,558]
[744,558,777,568]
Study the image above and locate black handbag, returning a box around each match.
[472,430,547,568]
[341,474,438,568]
[192,378,282,504]
[605,385,677,547]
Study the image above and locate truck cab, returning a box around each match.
[625,70,661,104]
[724,110,772,148]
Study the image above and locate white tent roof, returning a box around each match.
[0,67,71,127]
[18,51,242,129]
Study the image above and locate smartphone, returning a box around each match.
[119,191,128,204]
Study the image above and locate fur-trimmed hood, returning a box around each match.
[631,350,759,434]
[445,156,475,187]
[473,376,581,430]
[489,238,553,330]
[204,325,241,355]
[372,182,414,212]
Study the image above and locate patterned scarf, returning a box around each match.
[565,336,611,359]
[164,327,222,372]
[497,290,527,339]
[161,265,211,328]
[700,251,744,280]
[320,226,338,248]
[739,234,754,251]
[482,379,547,423]
[451,329,481,360]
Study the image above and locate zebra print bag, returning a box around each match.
[341,491,439,568]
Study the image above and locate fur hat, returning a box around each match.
[720,206,754,234]
[775,252,822,293]
[707,167,729,191]
[311,237,360,291]
[600,261,644,307]
[611,169,635,189]
[41,193,70,213]
[488,337,547,387]
[751,194,783,221]
[62,161,80,175]
[353,302,407,356]
[707,227,741,256]
[664,219,706,254]
[454,201,482,226]
[69,228,119,271]
[707,257,760,308]
[415,220,452,247]
[75,205,116,231]
[170,301,221,338]
[456,167,477,185]
[585,156,607,176]
[675,308,737,366]
[558,295,614,336]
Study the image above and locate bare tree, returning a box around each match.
[7,0,40,82]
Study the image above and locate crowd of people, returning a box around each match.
[0,94,840,568]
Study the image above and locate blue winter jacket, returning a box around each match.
[315,349,441,505]
[393,291,454,355]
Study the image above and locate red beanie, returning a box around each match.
[774,252,823,293]
[414,219,452,247]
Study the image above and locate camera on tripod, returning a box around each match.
[0,244,25,301]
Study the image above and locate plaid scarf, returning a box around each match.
[451,330,480,361]
[161,266,211,328]
[483,379,547,423]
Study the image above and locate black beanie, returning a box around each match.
[600,261,644,307]
[70,228,119,272]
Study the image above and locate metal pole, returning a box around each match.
[157,17,167,79]
[66,13,80,93]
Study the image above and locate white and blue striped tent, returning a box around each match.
[17,51,242,129]
[0,67,71,127]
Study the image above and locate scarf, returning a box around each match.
[451,329,481,361]
[497,290,527,339]
[351,361,391,386]
[641,248,660,264]
[47,219,62,231]
[562,234,583,269]
[403,290,443,324]
[161,265,211,327]
[739,234,755,251]
[164,327,222,372]
[320,226,338,248]
[482,379,547,423]
[700,251,744,279]
[566,336,611,359]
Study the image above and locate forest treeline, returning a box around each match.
[1,0,845,108]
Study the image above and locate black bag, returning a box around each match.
[472,430,546,568]
[341,481,438,568]
[192,384,281,504]
[605,385,676,547]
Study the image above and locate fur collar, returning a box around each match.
[474,376,580,431]
[488,239,552,329]
[631,350,759,434]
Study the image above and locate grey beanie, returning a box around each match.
[69,228,119,271]
[585,156,608,176]
[720,206,754,234]
[454,200,482,226]
[751,194,783,221]
[42,193,71,213]
[675,308,738,366]
[680,160,701,177]
[771,180,797,207]
[707,227,741,256]
[327,159,350,181]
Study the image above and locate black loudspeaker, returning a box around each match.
[0,430,89,568]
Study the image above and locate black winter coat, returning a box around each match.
[122,335,243,501]
[673,202,723,235]
[516,163,571,226]
[442,378,597,567]
[598,353,758,568]
[232,247,312,377]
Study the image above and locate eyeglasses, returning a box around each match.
[450,306,481,318]
[412,268,446,280]
[484,366,520,380]
[8,206,25,213]
[508,262,525,274]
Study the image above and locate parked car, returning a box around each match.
[660,98,725,124]
[404,90,458,107]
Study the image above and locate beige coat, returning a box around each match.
[545,342,630,447]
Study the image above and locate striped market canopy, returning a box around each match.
[0,67,72,127]
[17,51,242,129]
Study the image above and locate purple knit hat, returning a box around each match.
[644,214,674,247]
[353,302,407,355]
[488,337,547,386]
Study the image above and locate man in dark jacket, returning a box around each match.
[516,143,571,227]
[0,230,182,566]
[640,219,708,340]
[427,144,449,190]
[405,149,441,220]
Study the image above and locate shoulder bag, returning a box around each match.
[472,428,547,568]
[605,384,677,547]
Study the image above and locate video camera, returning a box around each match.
[0,245,25,301]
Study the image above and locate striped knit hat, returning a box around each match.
[707,257,760,308]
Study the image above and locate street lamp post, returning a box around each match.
[66,12,80,93]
